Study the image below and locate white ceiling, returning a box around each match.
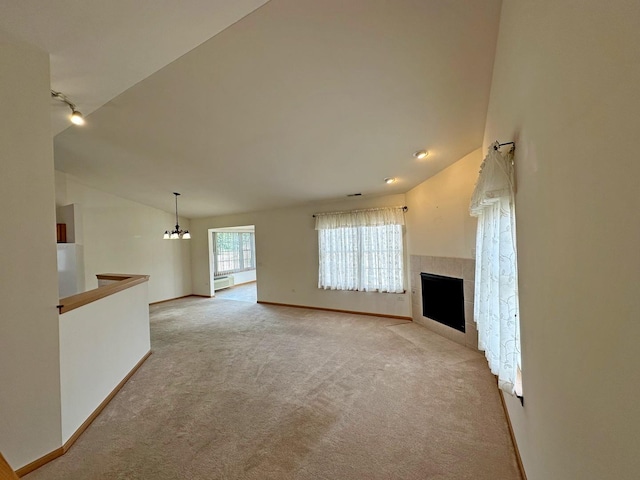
[0,0,270,135]
[1,0,503,218]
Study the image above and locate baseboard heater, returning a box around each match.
[214,275,235,291]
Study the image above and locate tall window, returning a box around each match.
[212,232,256,276]
[470,143,522,397]
[315,207,405,293]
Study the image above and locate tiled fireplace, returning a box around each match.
[410,255,477,350]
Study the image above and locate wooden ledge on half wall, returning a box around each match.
[57,273,150,315]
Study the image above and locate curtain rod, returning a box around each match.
[494,141,515,150]
[313,206,407,218]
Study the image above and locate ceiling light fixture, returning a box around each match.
[70,110,85,125]
[413,150,429,160]
[51,90,85,125]
[384,177,396,184]
[163,192,191,239]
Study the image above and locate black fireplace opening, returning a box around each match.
[420,272,465,332]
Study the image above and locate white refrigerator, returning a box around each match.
[57,243,85,298]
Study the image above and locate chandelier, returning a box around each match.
[163,192,191,239]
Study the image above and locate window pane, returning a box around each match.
[318,224,403,293]
[214,232,256,275]
[241,233,255,269]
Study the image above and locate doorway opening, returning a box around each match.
[208,225,257,303]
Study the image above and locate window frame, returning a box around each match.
[212,231,256,276]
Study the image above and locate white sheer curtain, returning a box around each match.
[470,143,522,396]
[315,207,405,293]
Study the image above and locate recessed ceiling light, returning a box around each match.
[413,150,428,160]
[384,177,396,184]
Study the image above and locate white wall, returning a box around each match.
[191,194,411,317]
[485,1,640,478]
[0,39,62,469]
[56,173,192,303]
[59,282,150,443]
[405,148,482,259]
[56,203,83,244]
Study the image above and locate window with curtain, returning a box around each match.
[212,232,256,276]
[470,142,522,397]
[315,207,405,293]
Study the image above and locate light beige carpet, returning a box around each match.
[213,282,257,303]
[25,297,521,479]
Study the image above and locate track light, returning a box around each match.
[51,90,85,126]
[70,110,85,125]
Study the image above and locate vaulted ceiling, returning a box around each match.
[1,0,502,218]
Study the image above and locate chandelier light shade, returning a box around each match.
[164,192,190,240]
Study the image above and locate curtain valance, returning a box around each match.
[470,145,515,216]
[315,207,405,230]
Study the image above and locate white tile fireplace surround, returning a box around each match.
[410,255,477,350]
